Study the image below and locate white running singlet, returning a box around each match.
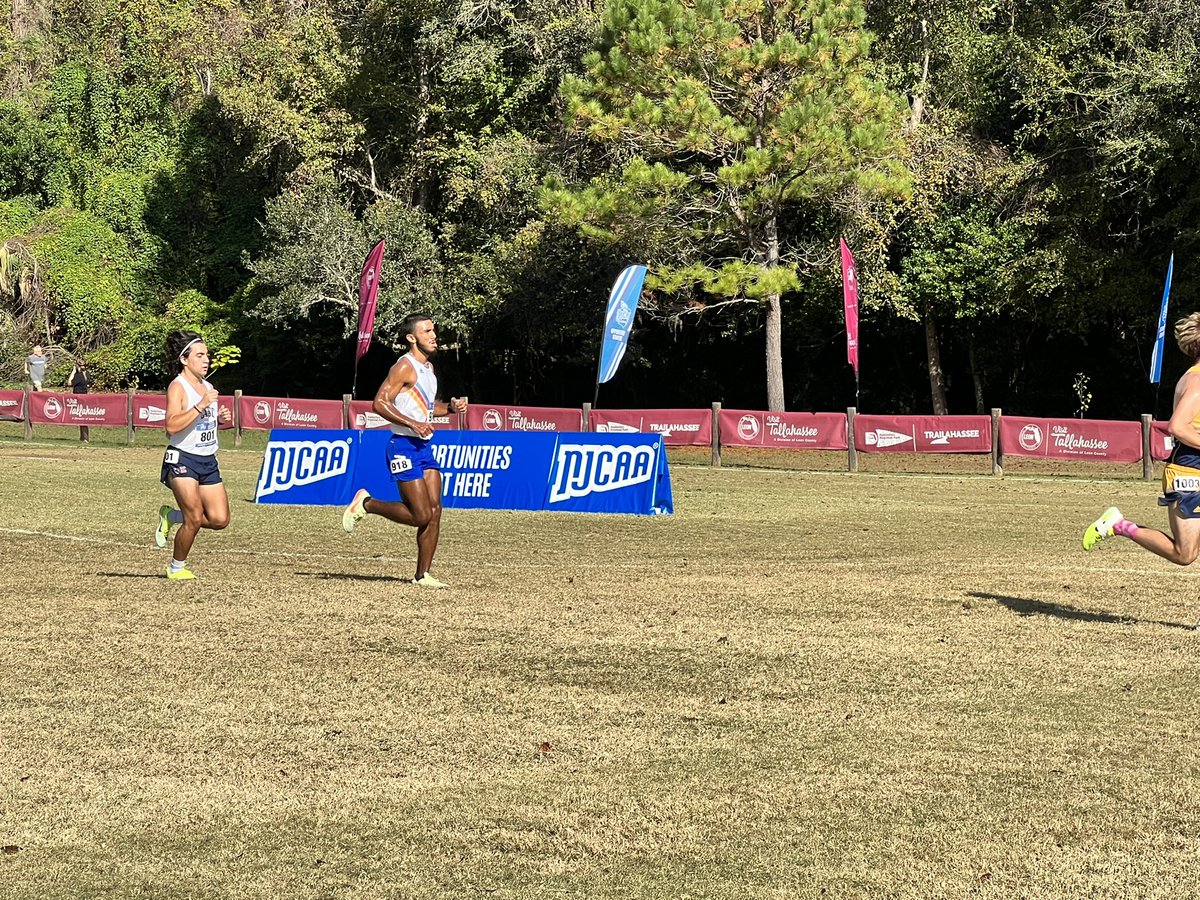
[168,374,218,456]
[390,353,438,440]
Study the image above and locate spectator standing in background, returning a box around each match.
[25,344,46,390]
[67,358,91,442]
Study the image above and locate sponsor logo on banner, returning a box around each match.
[651,422,700,438]
[738,415,760,441]
[139,405,166,423]
[482,409,503,431]
[1019,424,1044,451]
[549,443,656,502]
[1050,424,1108,452]
[276,402,320,426]
[925,428,981,446]
[865,428,912,449]
[354,411,389,429]
[596,421,640,434]
[615,303,632,329]
[256,438,353,497]
[0,397,20,411]
[43,396,63,420]
[254,401,272,425]
[66,397,107,419]
[766,416,819,440]
[508,410,556,431]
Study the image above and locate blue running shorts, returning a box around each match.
[385,434,437,483]
[161,447,222,487]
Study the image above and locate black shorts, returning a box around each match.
[161,447,222,487]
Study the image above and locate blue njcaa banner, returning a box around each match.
[255,429,673,515]
[254,431,356,506]
[1150,252,1174,384]
[597,264,647,384]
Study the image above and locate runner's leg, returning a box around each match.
[1125,503,1200,565]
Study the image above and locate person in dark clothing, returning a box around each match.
[67,358,91,442]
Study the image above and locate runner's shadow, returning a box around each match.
[971,591,1195,631]
[296,571,408,583]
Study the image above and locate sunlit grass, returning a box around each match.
[1,439,1196,899]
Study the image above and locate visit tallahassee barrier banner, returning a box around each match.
[239,395,344,430]
[254,429,673,515]
[0,389,24,421]
[28,392,127,425]
[719,410,848,450]
[466,405,584,433]
[855,415,992,454]
[999,416,1142,463]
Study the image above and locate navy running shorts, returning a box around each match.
[1159,491,1200,518]
[161,447,222,487]
[385,434,437,483]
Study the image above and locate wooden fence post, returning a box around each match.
[582,402,592,433]
[234,389,243,447]
[711,402,721,467]
[342,394,352,429]
[991,408,1003,477]
[23,386,31,440]
[847,407,857,472]
[1141,414,1153,481]
[127,387,135,445]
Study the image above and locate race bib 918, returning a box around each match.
[389,456,413,475]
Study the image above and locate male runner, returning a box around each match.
[154,330,233,579]
[1084,311,1200,564]
[341,313,468,587]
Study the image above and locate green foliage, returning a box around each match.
[245,174,447,346]
[548,0,908,300]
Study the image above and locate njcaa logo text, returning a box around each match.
[257,438,352,497]
[550,443,655,503]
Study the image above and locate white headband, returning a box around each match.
[179,337,203,361]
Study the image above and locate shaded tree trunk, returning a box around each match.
[968,335,985,414]
[924,301,947,414]
[764,215,785,411]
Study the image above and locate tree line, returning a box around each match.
[0,0,1195,419]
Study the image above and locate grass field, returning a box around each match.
[2,433,1199,899]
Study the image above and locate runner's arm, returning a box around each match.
[1169,371,1200,448]
[165,380,210,435]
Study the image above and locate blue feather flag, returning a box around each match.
[597,265,648,385]
[1150,253,1174,384]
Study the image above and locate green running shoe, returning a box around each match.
[1083,506,1123,551]
[155,504,173,549]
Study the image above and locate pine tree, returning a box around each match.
[545,0,906,409]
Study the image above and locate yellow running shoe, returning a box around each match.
[412,572,449,589]
[1083,506,1123,551]
[342,488,370,533]
[155,504,173,549]
[166,566,196,580]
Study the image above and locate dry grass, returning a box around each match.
[1,436,1199,899]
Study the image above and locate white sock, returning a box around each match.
[169,559,187,573]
